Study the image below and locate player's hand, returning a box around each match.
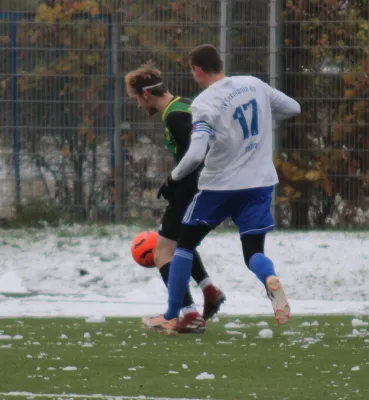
[157,174,176,200]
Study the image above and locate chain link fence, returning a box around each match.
[0,0,368,229]
[0,1,115,222]
[279,0,369,229]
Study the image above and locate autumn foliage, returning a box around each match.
[14,0,111,218]
[278,0,369,227]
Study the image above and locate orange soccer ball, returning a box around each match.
[131,231,158,268]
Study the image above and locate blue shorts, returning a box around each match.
[182,186,274,236]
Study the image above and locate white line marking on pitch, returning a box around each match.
[0,393,216,400]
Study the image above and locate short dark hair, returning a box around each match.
[189,44,223,74]
[125,61,168,97]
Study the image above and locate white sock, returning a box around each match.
[199,277,213,291]
[181,304,197,315]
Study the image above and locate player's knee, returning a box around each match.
[177,235,196,251]
[153,247,163,267]
[177,224,211,250]
[154,242,175,268]
[154,249,173,268]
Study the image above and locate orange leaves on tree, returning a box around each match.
[275,157,334,202]
[276,184,302,205]
[319,33,329,46]
[121,132,135,148]
[85,131,95,144]
[321,179,333,197]
[35,4,59,23]
[343,73,354,86]
[281,0,369,219]
[76,0,100,16]
[284,185,297,197]
[0,79,8,96]
[344,89,357,98]
[60,147,70,158]
[333,123,344,141]
[286,0,294,10]
[276,197,290,205]
[353,100,366,112]
[90,6,99,16]
[0,35,10,44]
[18,76,29,94]
[305,170,322,181]
[171,2,184,12]
[79,116,95,144]
[311,47,321,57]
[128,3,142,19]
[276,160,306,182]
[36,0,100,22]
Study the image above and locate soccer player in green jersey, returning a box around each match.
[126,62,225,333]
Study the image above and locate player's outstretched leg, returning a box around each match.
[142,225,212,335]
[158,260,205,334]
[191,250,226,320]
[242,234,290,324]
[141,234,205,335]
[143,248,205,336]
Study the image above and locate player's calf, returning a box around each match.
[242,235,290,324]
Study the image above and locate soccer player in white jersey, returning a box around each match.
[142,44,301,335]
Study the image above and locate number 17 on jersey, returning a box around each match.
[233,99,259,139]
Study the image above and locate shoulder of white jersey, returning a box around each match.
[191,89,213,108]
[230,75,264,85]
[232,76,274,97]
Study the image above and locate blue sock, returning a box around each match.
[164,248,194,320]
[249,253,276,285]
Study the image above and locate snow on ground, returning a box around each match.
[0,226,369,317]
[0,270,27,293]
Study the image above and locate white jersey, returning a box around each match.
[190,76,300,191]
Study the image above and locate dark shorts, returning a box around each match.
[158,185,198,241]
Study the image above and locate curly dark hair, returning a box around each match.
[125,61,168,97]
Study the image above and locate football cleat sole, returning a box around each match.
[266,275,291,325]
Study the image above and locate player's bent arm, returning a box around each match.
[170,97,215,180]
[268,87,301,120]
[171,134,208,181]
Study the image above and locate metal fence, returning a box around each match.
[0,4,115,221]
[280,0,369,229]
[0,0,368,229]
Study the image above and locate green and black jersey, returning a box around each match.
[161,96,201,192]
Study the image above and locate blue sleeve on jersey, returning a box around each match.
[193,121,213,136]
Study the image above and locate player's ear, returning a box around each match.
[193,66,202,75]
[142,89,150,100]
